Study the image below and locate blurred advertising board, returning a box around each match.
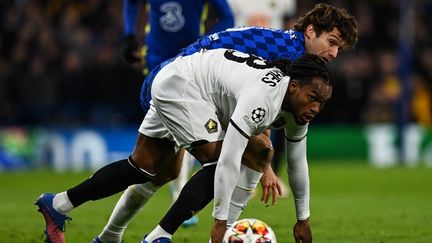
[0,127,36,170]
[0,127,136,171]
[309,124,432,167]
[1,125,432,171]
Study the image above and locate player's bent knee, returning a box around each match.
[152,168,180,186]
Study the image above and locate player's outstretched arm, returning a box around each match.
[285,133,312,242]
[212,123,249,243]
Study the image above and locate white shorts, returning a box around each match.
[139,59,225,149]
[138,102,173,141]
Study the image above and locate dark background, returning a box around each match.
[1,0,431,127]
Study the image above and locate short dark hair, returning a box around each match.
[294,3,358,48]
[270,54,332,86]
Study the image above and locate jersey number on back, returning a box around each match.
[224,49,284,87]
[224,49,271,69]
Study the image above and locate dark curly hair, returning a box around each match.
[294,3,358,48]
[269,54,332,87]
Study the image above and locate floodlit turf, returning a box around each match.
[0,162,431,243]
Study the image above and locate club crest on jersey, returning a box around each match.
[205,119,218,133]
[251,108,266,123]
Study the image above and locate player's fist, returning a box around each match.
[211,219,227,243]
[122,34,141,64]
[293,218,312,243]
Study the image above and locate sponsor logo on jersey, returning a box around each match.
[205,119,218,133]
[251,108,266,123]
[159,2,185,32]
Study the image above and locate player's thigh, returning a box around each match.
[153,93,225,150]
[155,99,225,163]
[242,133,274,171]
[135,109,177,173]
[188,140,223,164]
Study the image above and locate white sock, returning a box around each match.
[227,165,262,227]
[53,192,74,214]
[145,225,172,241]
[98,182,160,243]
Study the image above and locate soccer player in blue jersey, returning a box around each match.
[34,3,357,243]
[122,0,234,73]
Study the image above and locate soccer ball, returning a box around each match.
[223,218,277,243]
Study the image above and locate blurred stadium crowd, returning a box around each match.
[0,0,431,127]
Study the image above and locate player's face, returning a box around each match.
[304,25,344,62]
[285,77,332,125]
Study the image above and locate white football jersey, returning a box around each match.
[148,48,308,147]
[145,48,310,220]
[183,48,307,139]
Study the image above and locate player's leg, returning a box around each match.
[169,150,200,227]
[143,58,245,242]
[144,135,273,241]
[92,100,181,243]
[170,150,193,202]
[95,149,184,243]
[144,141,223,242]
[144,74,225,241]
[35,132,175,243]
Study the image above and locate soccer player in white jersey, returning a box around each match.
[139,49,331,243]
[34,4,355,243]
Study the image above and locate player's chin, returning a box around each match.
[295,114,312,125]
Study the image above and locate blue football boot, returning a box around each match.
[181,215,199,227]
[34,193,71,243]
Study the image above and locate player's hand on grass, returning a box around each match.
[211,219,227,243]
[260,164,282,205]
[122,34,142,64]
[293,218,312,243]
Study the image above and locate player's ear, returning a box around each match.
[305,24,316,39]
[288,79,299,94]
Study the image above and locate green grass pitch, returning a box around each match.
[0,162,431,242]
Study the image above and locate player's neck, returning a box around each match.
[281,90,292,113]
